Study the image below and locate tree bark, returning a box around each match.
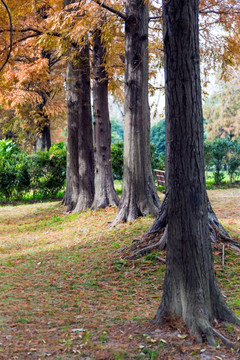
[152,0,239,344]
[72,43,94,212]
[112,0,161,225]
[64,43,94,212]
[91,27,120,210]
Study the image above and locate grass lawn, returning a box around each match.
[0,189,240,359]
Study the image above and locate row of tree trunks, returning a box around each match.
[63,0,161,217]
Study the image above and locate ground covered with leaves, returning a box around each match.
[0,189,240,359]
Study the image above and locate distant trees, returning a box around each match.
[150,119,165,156]
[204,138,240,183]
[203,69,240,140]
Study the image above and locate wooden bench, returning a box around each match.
[154,169,166,187]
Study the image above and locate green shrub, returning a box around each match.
[111,142,123,180]
[0,140,66,200]
[29,142,66,198]
[111,142,165,181]
[0,140,31,199]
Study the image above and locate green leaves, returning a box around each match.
[0,140,66,200]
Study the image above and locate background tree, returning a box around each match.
[91,24,119,209]
[203,68,240,140]
[62,1,94,212]
[111,0,161,225]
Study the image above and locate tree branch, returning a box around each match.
[0,0,13,72]
[149,16,162,21]
[92,0,126,20]
[0,27,41,34]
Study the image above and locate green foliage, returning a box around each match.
[111,141,123,180]
[0,140,66,200]
[151,144,165,171]
[111,142,165,181]
[111,118,124,143]
[227,139,240,183]
[204,138,240,185]
[150,119,165,155]
[29,142,66,198]
[0,140,30,199]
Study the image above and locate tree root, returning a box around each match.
[125,226,168,259]
[123,193,240,259]
[211,327,235,348]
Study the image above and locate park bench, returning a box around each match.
[154,169,165,187]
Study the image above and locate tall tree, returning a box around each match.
[152,0,239,345]
[63,42,94,212]
[111,0,161,225]
[91,26,120,209]
[62,0,94,212]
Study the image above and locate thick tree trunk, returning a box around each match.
[64,57,81,210]
[64,43,94,212]
[91,27,119,210]
[152,0,240,345]
[112,0,161,225]
[73,43,94,212]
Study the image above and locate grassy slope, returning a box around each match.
[0,189,239,360]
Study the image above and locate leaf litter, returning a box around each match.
[0,189,239,359]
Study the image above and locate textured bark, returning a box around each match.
[152,0,239,345]
[64,43,94,212]
[63,0,94,212]
[64,57,81,210]
[61,144,72,207]
[112,0,161,225]
[73,43,94,212]
[91,28,119,210]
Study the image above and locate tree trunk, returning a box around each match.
[153,0,239,345]
[72,43,94,212]
[91,27,120,210]
[35,124,51,152]
[64,43,94,212]
[62,144,72,207]
[112,0,161,225]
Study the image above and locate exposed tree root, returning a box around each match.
[211,327,235,348]
[123,192,240,259]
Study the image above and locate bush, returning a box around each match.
[0,140,30,199]
[111,142,124,180]
[29,142,66,198]
[0,140,66,200]
[151,144,165,171]
[111,142,165,181]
